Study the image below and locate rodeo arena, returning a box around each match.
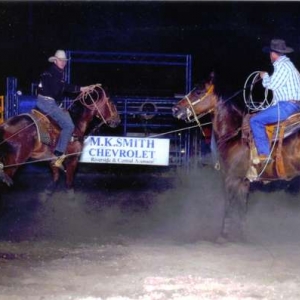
[2,50,300,300]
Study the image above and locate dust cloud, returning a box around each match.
[1,164,300,246]
[246,188,300,245]
[0,165,226,244]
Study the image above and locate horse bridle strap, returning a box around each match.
[186,84,215,107]
[184,84,215,136]
[185,95,205,135]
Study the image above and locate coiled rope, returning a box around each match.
[243,71,273,111]
[70,84,108,124]
[243,71,279,177]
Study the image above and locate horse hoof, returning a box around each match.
[44,188,53,196]
[217,232,246,244]
[66,189,75,200]
[2,175,13,187]
[4,179,13,187]
[38,188,53,203]
[38,192,49,203]
[215,235,229,245]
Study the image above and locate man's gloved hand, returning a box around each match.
[259,71,266,79]
[80,86,91,93]
[80,84,102,93]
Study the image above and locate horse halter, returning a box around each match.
[182,84,215,135]
[184,84,214,118]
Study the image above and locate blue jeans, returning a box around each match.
[250,101,300,156]
[36,96,75,154]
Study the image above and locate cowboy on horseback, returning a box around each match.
[250,39,300,164]
[37,50,90,168]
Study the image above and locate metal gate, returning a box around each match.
[64,51,197,166]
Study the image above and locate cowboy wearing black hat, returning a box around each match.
[250,39,300,164]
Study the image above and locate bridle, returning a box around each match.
[182,84,216,136]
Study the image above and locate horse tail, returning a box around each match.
[0,127,14,186]
[0,126,6,160]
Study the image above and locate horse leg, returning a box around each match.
[42,164,60,196]
[64,142,82,199]
[0,149,32,186]
[220,176,250,242]
[0,162,14,186]
[64,157,79,199]
[0,181,10,218]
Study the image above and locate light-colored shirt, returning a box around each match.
[262,55,300,105]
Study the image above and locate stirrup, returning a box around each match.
[253,155,273,165]
[52,154,66,168]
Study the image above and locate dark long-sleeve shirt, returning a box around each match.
[38,64,81,104]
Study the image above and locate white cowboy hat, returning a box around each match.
[48,50,69,62]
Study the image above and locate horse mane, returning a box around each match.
[0,127,8,160]
[211,71,245,133]
[68,99,85,124]
[214,94,245,151]
[68,98,101,137]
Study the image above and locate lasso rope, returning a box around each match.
[256,102,281,178]
[2,122,212,168]
[243,71,273,111]
[71,84,108,124]
[242,71,281,177]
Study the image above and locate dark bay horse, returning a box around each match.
[172,81,300,241]
[0,85,120,194]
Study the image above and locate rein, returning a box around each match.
[214,91,247,148]
[184,86,246,150]
[216,128,242,148]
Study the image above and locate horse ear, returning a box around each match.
[194,81,205,89]
[209,71,215,81]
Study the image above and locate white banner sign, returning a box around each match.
[80,136,170,166]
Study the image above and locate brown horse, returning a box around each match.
[0,85,120,195]
[172,80,300,241]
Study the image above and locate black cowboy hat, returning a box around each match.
[263,39,294,54]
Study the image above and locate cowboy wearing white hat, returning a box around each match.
[36,49,89,168]
[250,39,300,165]
[48,50,70,62]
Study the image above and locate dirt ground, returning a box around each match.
[1,164,300,300]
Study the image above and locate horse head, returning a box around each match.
[172,81,218,122]
[172,79,245,146]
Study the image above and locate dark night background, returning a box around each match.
[1,1,300,97]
